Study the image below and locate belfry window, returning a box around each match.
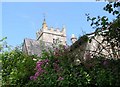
[53,38,60,44]
[53,38,56,44]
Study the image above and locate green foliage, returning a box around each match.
[1,2,120,86]
[84,57,120,86]
[0,37,8,86]
[2,49,36,86]
[86,2,120,58]
[25,46,93,86]
[70,35,89,51]
[25,48,120,86]
[104,2,120,16]
[0,37,7,52]
[1,40,120,86]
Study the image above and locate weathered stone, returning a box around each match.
[22,19,67,57]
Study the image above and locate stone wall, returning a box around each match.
[36,26,66,45]
[69,33,120,65]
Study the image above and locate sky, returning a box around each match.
[2,2,117,47]
[1,0,106,2]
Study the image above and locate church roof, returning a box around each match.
[23,38,53,57]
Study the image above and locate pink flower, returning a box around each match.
[37,61,43,65]
[33,76,37,80]
[37,67,42,71]
[58,76,64,81]
[30,76,34,80]
[53,63,60,72]
[44,59,49,63]
[30,59,49,80]
[35,72,40,77]
[36,64,41,69]
[30,76,37,80]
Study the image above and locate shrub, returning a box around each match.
[2,49,36,86]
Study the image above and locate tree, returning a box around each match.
[86,1,120,59]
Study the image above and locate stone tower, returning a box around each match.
[22,18,67,56]
[71,34,77,44]
[36,18,67,45]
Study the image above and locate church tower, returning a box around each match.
[23,18,67,57]
[36,18,67,45]
[42,18,48,29]
[71,34,77,44]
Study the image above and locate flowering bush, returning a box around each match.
[30,59,49,80]
[24,45,91,86]
[23,44,120,86]
[1,38,120,86]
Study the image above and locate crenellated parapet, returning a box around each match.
[37,26,66,39]
[36,19,67,45]
[23,18,67,57]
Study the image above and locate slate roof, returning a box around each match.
[23,38,53,57]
